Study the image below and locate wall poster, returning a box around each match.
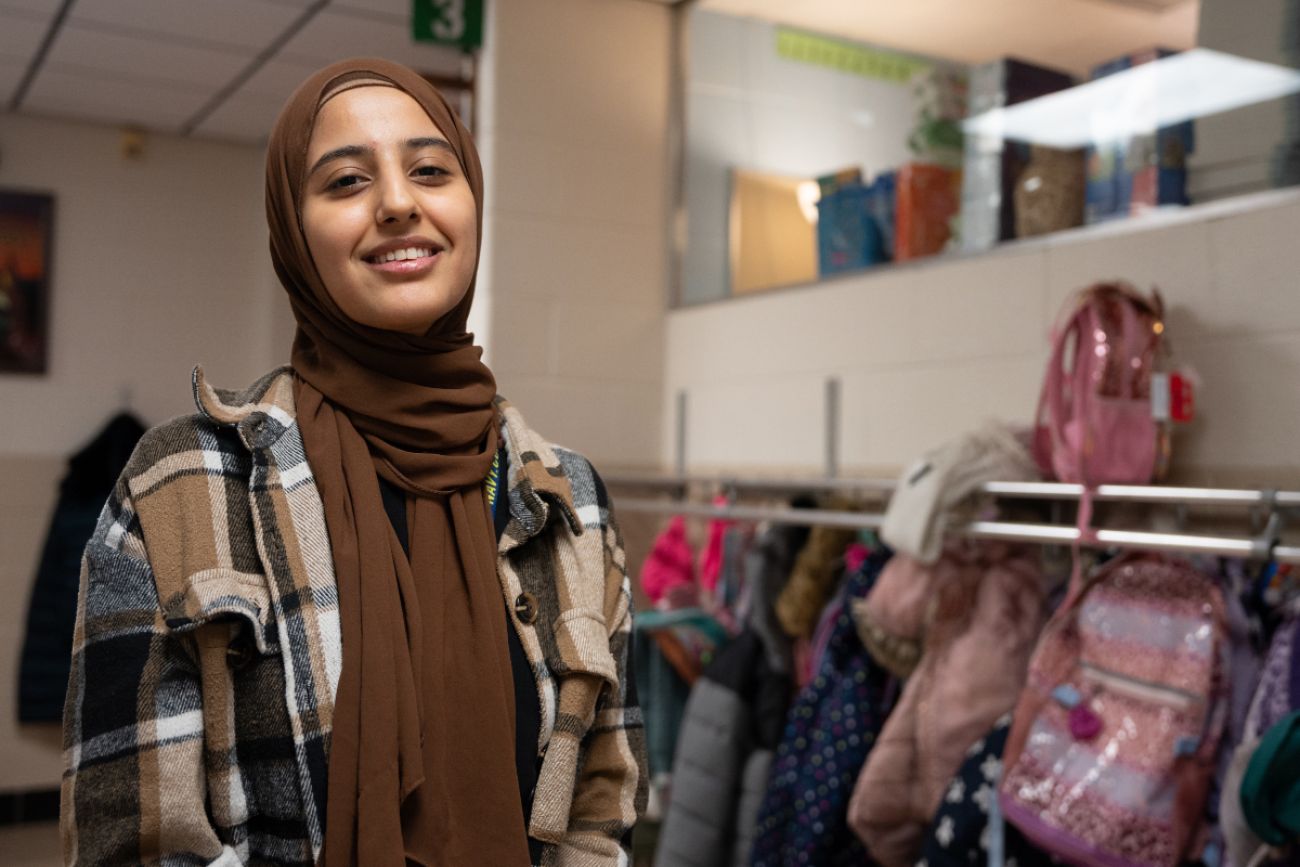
[0,189,54,374]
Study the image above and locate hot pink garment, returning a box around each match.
[641,515,697,606]
[697,495,733,594]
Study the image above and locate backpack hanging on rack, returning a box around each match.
[998,551,1230,867]
[1033,281,1169,486]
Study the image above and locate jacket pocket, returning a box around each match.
[160,567,279,657]
[549,609,618,686]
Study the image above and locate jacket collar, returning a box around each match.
[193,365,297,451]
[493,395,582,550]
[192,366,581,545]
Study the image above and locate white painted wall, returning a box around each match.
[475,0,671,469]
[0,113,283,455]
[664,188,1300,488]
[0,112,284,793]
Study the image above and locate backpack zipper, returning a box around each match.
[1079,661,1203,711]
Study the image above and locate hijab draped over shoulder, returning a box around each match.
[265,57,530,866]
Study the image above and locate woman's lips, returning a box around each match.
[364,251,441,276]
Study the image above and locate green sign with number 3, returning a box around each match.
[412,0,483,50]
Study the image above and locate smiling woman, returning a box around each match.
[59,58,646,867]
[300,87,479,335]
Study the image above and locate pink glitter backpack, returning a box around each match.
[1034,282,1168,486]
[999,552,1229,867]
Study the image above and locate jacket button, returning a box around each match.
[226,635,256,671]
[514,592,538,625]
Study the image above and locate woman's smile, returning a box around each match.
[360,235,445,276]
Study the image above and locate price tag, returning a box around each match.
[1170,371,1195,422]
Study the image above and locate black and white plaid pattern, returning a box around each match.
[61,366,646,866]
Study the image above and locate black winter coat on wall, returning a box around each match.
[18,412,145,723]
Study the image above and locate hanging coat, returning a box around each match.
[19,411,146,722]
[654,521,807,867]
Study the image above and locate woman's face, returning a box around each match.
[301,86,477,335]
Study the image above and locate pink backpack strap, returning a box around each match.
[1034,292,1088,479]
[1109,283,1158,398]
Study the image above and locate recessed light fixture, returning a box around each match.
[962,49,1300,148]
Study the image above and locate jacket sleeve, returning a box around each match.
[61,488,237,867]
[554,482,649,867]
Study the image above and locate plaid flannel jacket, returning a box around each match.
[61,366,647,866]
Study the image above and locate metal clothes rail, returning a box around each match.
[605,473,1300,508]
[605,475,1300,565]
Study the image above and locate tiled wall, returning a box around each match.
[0,115,282,796]
[475,0,671,470]
[664,189,1300,487]
[0,457,64,794]
[0,114,282,457]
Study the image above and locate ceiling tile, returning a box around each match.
[0,10,49,61]
[330,0,408,17]
[45,22,253,90]
[22,68,206,131]
[0,0,60,18]
[279,8,464,77]
[192,91,284,143]
[69,0,303,52]
[0,55,27,104]
[236,55,323,101]
[41,59,213,93]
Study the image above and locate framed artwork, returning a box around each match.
[0,190,54,374]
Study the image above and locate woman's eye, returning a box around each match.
[327,174,365,191]
[414,165,448,179]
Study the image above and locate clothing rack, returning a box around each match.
[605,474,1300,565]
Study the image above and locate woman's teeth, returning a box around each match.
[370,246,433,263]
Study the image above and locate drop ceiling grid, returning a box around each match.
[23,66,213,129]
[201,6,468,140]
[2,0,471,142]
[192,88,288,142]
[276,7,464,74]
[0,10,51,62]
[0,56,26,105]
[5,0,297,138]
[328,0,410,17]
[0,0,61,18]
[43,24,254,90]
[234,55,328,101]
[67,0,305,52]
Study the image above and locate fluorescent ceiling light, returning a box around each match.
[962,49,1300,148]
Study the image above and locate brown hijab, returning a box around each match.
[265,58,530,866]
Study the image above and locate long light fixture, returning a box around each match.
[962,48,1300,148]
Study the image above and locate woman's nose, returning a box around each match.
[375,175,418,224]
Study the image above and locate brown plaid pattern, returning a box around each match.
[61,366,646,866]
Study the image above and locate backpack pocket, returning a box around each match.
[1000,554,1226,867]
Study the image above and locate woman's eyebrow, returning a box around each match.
[308,144,370,177]
[308,138,453,176]
[406,137,454,153]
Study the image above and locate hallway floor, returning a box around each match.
[0,821,59,866]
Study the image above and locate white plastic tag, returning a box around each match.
[1150,372,1171,421]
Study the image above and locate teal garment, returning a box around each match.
[633,608,730,777]
[1241,710,1300,846]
